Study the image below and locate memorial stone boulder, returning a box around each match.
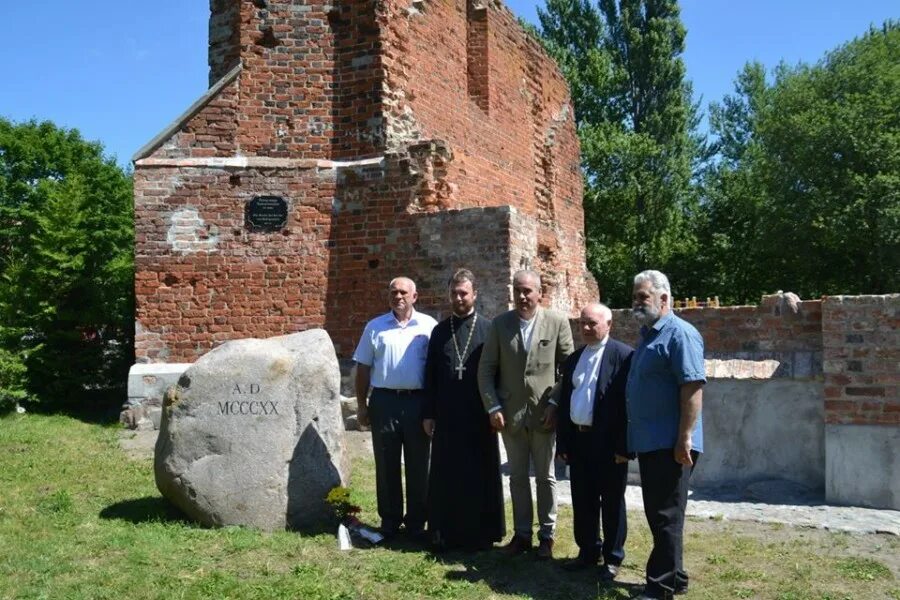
[154,329,348,531]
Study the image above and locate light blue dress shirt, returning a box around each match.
[626,312,706,453]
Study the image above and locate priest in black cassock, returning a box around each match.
[423,269,506,550]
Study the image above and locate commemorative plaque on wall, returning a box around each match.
[245,196,288,232]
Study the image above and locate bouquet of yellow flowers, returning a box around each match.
[325,486,382,548]
[325,486,361,524]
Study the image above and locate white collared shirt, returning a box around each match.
[519,314,537,352]
[569,335,609,426]
[353,309,437,390]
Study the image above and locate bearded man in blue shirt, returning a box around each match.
[627,270,705,600]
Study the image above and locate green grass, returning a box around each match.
[1,413,897,599]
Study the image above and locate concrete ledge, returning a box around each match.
[706,358,781,379]
[705,351,822,380]
[826,424,900,510]
[134,156,386,170]
[127,363,192,407]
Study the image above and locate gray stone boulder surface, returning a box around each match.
[154,329,348,531]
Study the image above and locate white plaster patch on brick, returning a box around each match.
[166,208,219,254]
[544,103,571,147]
[161,133,183,154]
[404,0,428,17]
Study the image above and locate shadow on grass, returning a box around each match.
[289,520,338,536]
[101,497,340,536]
[99,496,193,525]
[382,537,643,600]
[26,398,123,426]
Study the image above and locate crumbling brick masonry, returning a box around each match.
[133,0,597,361]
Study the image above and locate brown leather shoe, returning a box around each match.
[502,535,532,555]
[536,538,554,560]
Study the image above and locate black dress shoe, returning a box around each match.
[631,588,670,600]
[598,563,620,581]
[405,528,430,543]
[561,556,597,571]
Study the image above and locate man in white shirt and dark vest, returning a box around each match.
[556,303,633,579]
[354,277,438,539]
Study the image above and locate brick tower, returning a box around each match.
[132,0,597,367]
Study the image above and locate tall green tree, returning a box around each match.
[0,118,133,412]
[538,0,701,305]
[702,22,900,302]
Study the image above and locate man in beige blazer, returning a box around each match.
[478,269,574,559]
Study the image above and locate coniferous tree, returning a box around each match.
[538,0,701,305]
[0,118,133,413]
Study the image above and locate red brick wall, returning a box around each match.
[147,75,240,160]
[323,156,524,356]
[823,295,899,426]
[378,0,595,310]
[610,296,824,356]
[133,0,597,361]
[134,166,333,361]
[134,3,898,438]
[604,293,900,427]
[208,0,241,85]
[202,0,386,160]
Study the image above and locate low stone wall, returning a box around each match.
[822,295,899,509]
[606,293,898,509]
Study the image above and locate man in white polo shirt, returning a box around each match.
[354,276,438,539]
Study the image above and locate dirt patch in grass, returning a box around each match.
[687,517,900,577]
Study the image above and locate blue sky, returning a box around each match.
[0,1,895,167]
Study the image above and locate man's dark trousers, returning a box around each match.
[638,449,700,598]
[570,429,628,565]
[369,388,430,533]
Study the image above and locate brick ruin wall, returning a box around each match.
[134,165,335,360]
[821,295,899,427]
[134,0,596,362]
[606,294,899,428]
[376,0,591,306]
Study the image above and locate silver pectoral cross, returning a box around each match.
[454,362,466,380]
